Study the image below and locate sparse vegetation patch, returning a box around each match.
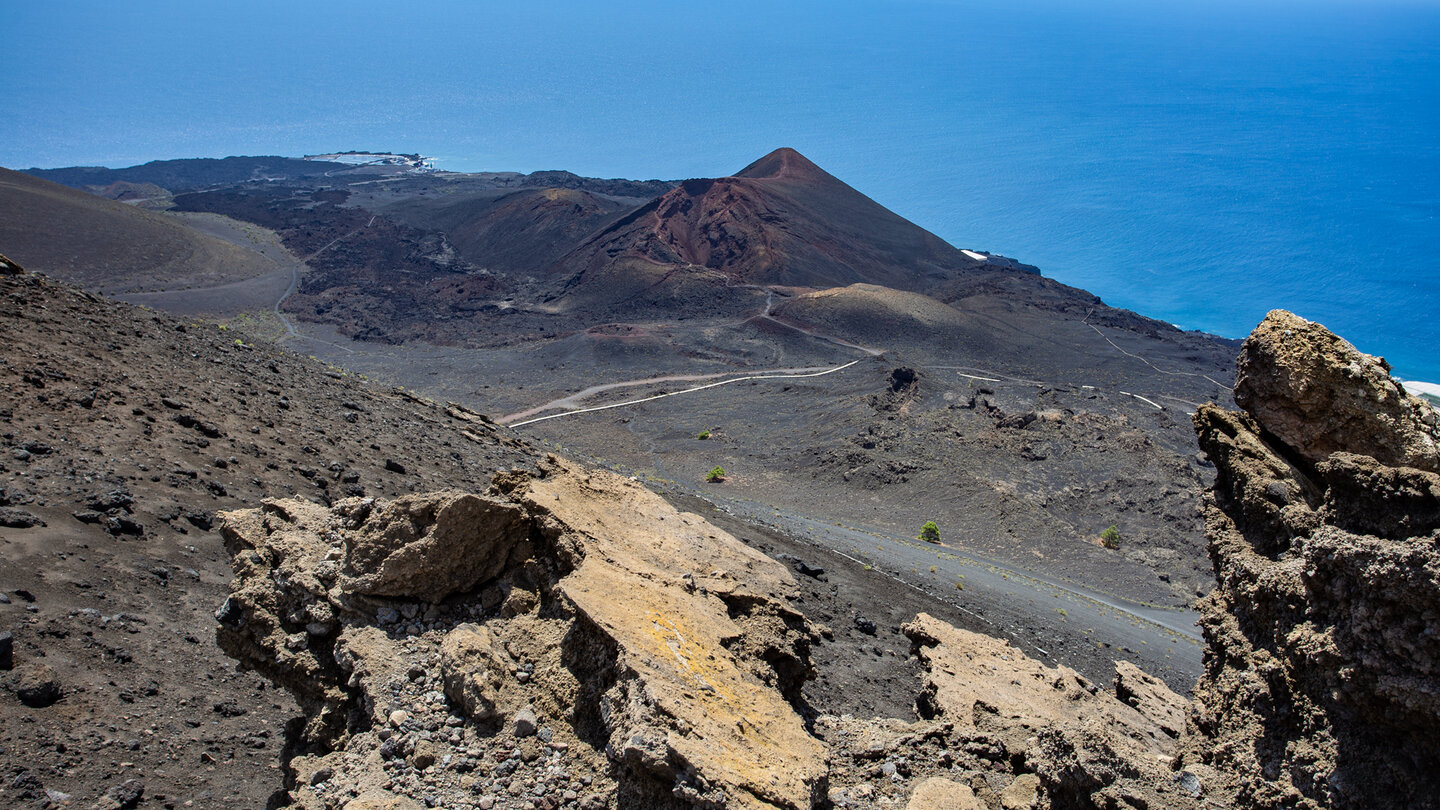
[918,520,941,544]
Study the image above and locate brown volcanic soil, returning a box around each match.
[382,187,641,277]
[0,272,543,808]
[0,169,276,296]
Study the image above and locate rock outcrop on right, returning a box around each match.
[1181,310,1440,809]
[1233,309,1440,472]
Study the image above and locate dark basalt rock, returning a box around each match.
[0,507,45,528]
[12,662,62,707]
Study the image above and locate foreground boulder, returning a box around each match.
[1182,310,1440,809]
[217,457,826,809]
[10,662,63,707]
[337,491,531,602]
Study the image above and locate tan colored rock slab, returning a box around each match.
[905,777,983,810]
[904,613,1196,810]
[999,773,1041,810]
[904,614,1164,745]
[342,791,424,810]
[1114,660,1187,739]
[519,459,827,809]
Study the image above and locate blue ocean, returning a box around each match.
[5,0,1437,380]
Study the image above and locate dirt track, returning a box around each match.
[651,468,1203,695]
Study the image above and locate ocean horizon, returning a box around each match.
[5,0,1436,380]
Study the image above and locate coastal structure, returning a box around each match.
[303,151,436,172]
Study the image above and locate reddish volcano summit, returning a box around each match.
[732,146,824,180]
[553,148,986,293]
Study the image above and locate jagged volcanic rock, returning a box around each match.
[216,458,827,809]
[1181,310,1440,809]
[336,491,531,602]
[217,452,1216,809]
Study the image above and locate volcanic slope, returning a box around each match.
[381,187,641,276]
[0,270,1088,809]
[0,168,277,294]
[545,147,996,311]
[0,269,556,807]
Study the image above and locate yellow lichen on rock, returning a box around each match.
[520,459,827,809]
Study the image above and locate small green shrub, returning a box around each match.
[705,466,727,483]
[918,521,941,544]
[697,428,711,440]
[1100,525,1121,549]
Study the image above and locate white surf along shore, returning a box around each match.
[1399,379,1440,401]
